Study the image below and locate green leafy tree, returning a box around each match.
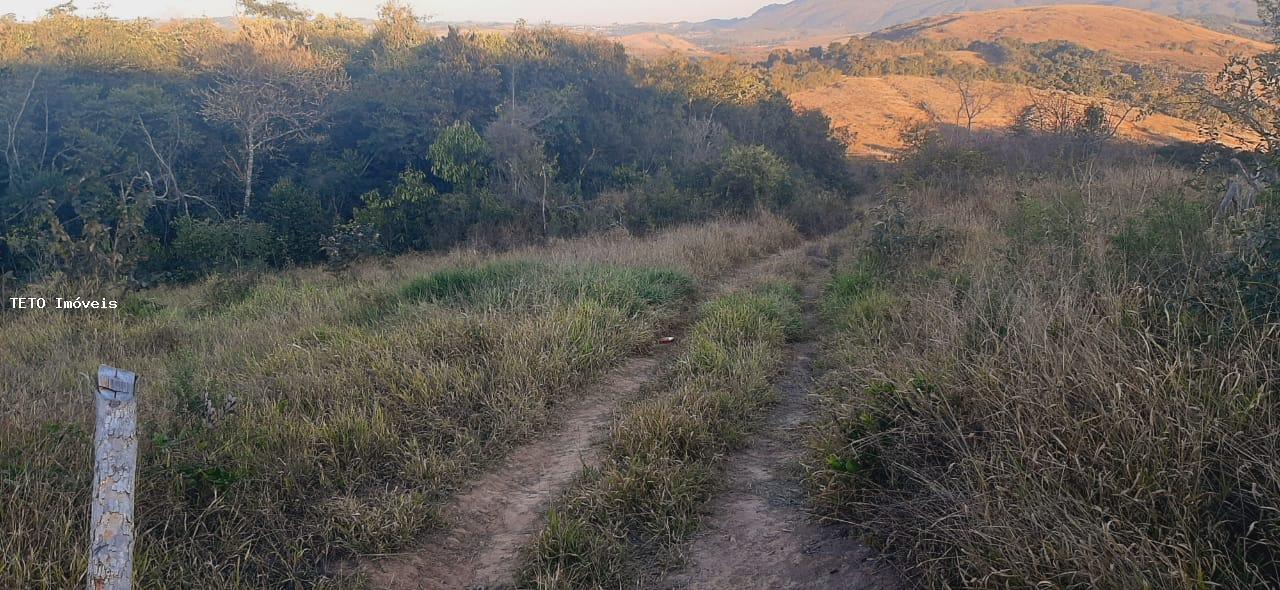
[713,145,792,212]
[258,179,331,262]
[353,167,503,252]
[430,121,491,190]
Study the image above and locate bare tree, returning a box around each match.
[198,21,346,213]
[1019,89,1141,142]
[952,74,1003,131]
[1,67,40,192]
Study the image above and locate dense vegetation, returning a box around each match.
[810,139,1280,588]
[802,26,1280,580]
[0,2,852,289]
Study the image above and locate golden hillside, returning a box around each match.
[791,74,1252,159]
[612,32,712,57]
[872,5,1270,71]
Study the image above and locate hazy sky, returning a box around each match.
[10,1,777,24]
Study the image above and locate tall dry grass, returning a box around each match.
[0,216,799,587]
[809,155,1280,587]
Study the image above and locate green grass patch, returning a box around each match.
[820,268,901,332]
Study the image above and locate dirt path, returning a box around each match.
[358,250,799,589]
[658,267,901,590]
[361,355,663,589]
[359,246,888,590]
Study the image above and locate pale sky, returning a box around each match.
[8,0,777,25]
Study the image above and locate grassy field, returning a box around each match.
[0,216,799,587]
[517,281,804,588]
[807,153,1280,587]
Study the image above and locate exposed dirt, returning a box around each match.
[658,266,901,590]
[361,355,664,590]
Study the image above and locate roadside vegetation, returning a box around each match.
[807,134,1280,586]
[0,217,798,587]
[517,281,803,588]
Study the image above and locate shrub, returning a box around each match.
[171,216,280,277]
[783,189,853,236]
[258,179,333,263]
[1213,189,1280,320]
[713,145,793,213]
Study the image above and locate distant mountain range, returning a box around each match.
[690,0,1261,35]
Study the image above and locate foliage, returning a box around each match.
[429,121,491,190]
[712,145,792,212]
[170,216,279,276]
[0,7,856,286]
[257,179,330,262]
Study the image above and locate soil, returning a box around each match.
[361,355,664,590]
[655,340,900,590]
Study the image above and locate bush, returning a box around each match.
[783,189,853,236]
[258,179,333,263]
[171,216,280,277]
[1213,190,1280,320]
[713,145,793,213]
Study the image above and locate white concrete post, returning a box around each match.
[88,365,139,590]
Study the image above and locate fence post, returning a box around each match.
[88,365,139,590]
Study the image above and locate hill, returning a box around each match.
[789,74,1253,159]
[872,5,1270,71]
[611,32,711,57]
[692,0,1260,35]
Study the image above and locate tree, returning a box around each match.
[713,145,791,212]
[1204,1,1280,156]
[368,2,426,70]
[259,179,330,262]
[430,121,490,190]
[484,94,561,236]
[951,72,1002,131]
[238,0,307,20]
[198,22,346,213]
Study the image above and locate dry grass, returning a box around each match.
[790,75,1242,160]
[517,281,804,588]
[0,216,800,588]
[808,154,1280,587]
[873,5,1271,73]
